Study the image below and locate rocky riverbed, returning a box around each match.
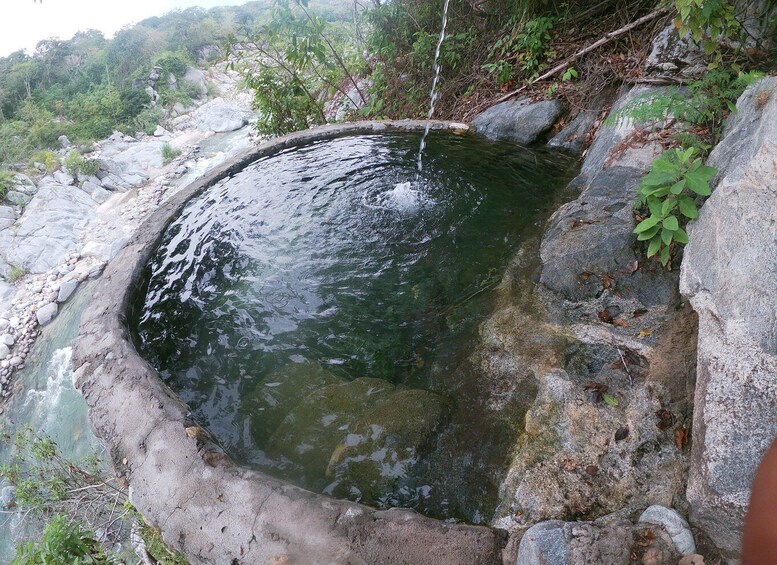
[0,65,257,404]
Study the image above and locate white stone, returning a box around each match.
[0,344,8,359]
[1,334,13,347]
[639,505,696,555]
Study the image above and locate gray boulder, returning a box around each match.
[679,77,777,559]
[183,67,209,98]
[548,89,615,154]
[5,191,32,207]
[0,180,95,273]
[58,135,72,149]
[36,302,58,326]
[192,98,251,133]
[472,98,563,144]
[57,279,79,303]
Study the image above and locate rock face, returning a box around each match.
[491,84,696,545]
[0,180,94,273]
[472,98,563,144]
[679,77,777,559]
[192,98,251,133]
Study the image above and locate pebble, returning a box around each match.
[639,505,696,556]
[0,345,8,359]
[9,356,22,367]
[1,334,13,346]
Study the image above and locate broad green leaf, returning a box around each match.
[685,172,712,196]
[647,235,661,257]
[679,197,698,219]
[670,179,686,194]
[660,245,671,265]
[648,198,663,217]
[661,197,677,216]
[662,215,679,231]
[696,165,717,181]
[637,225,661,241]
[603,393,618,407]
[634,216,660,233]
[641,171,678,187]
[661,228,674,246]
[674,227,689,244]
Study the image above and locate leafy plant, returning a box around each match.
[29,150,59,174]
[161,143,182,165]
[12,515,115,565]
[0,168,15,199]
[485,15,554,83]
[609,70,764,144]
[633,147,716,265]
[673,0,739,57]
[6,264,25,283]
[562,67,578,82]
[64,150,100,178]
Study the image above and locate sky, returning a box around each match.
[0,0,249,57]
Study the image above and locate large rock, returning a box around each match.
[192,98,251,133]
[679,77,777,559]
[0,179,95,273]
[472,98,563,144]
[516,514,680,565]
[182,67,209,98]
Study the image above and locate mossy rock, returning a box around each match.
[243,361,345,446]
[330,388,451,505]
[266,377,395,486]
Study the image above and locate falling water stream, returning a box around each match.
[416,0,452,173]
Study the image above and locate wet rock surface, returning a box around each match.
[680,77,777,559]
[489,83,696,559]
[473,98,564,144]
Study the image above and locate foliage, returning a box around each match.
[12,515,115,565]
[672,0,739,57]
[0,168,15,199]
[487,16,555,81]
[0,426,130,552]
[232,0,364,136]
[609,70,764,142]
[136,520,189,565]
[29,150,59,174]
[633,147,716,265]
[64,150,100,177]
[161,143,182,165]
[130,106,165,136]
[6,264,26,283]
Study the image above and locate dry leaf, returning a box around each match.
[585,465,598,476]
[615,425,630,442]
[637,328,653,338]
[602,275,615,289]
[675,427,689,451]
[613,319,629,327]
[633,308,648,318]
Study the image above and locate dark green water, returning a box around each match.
[131,132,575,523]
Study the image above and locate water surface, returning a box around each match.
[131,132,575,522]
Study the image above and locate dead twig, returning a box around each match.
[493,8,669,105]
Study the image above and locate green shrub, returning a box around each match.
[6,265,25,283]
[29,150,59,174]
[130,106,165,135]
[0,168,15,199]
[12,515,115,565]
[64,150,100,177]
[161,143,182,165]
[633,147,716,265]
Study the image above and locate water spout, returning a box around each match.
[416,0,452,174]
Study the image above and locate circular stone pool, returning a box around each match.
[128,129,575,524]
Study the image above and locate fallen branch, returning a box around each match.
[493,8,669,105]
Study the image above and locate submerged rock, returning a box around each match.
[472,98,563,144]
[680,77,777,558]
[245,361,344,446]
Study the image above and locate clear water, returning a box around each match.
[130,132,575,523]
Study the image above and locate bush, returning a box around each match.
[29,150,59,174]
[0,168,15,200]
[12,515,115,565]
[161,143,182,165]
[64,150,100,177]
[633,147,716,266]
